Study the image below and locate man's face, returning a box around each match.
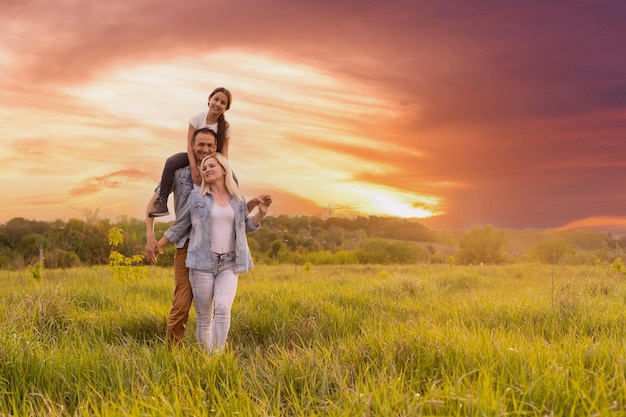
[193,132,217,164]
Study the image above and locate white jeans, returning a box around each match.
[189,252,238,353]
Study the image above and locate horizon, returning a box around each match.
[4,212,626,235]
[1,1,625,230]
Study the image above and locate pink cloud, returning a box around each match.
[1,0,625,228]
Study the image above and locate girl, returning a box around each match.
[149,87,233,217]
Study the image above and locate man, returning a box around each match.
[146,127,268,345]
[146,127,217,345]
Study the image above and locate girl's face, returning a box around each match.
[208,92,230,116]
[202,157,225,183]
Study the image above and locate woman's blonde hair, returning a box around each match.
[199,153,243,201]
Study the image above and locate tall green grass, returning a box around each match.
[2,264,626,416]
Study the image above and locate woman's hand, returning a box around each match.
[247,194,272,212]
[252,194,272,225]
[257,195,272,216]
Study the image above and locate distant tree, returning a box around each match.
[17,233,44,264]
[561,230,612,251]
[457,226,507,264]
[114,216,147,257]
[530,239,574,264]
[0,213,451,268]
[356,239,429,264]
[0,231,11,249]
[81,220,111,265]
[282,232,298,252]
[269,240,286,259]
[4,217,48,246]
[64,218,87,258]
[0,254,11,269]
[44,249,81,269]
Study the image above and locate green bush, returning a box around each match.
[530,239,573,264]
[457,226,507,264]
[44,249,81,269]
[356,239,428,264]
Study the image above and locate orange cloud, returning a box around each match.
[558,217,626,230]
[69,169,153,196]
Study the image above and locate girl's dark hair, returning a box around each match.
[209,87,232,154]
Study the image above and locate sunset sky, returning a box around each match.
[1,0,625,230]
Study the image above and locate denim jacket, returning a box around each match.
[154,165,195,249]
[164,188,260,273]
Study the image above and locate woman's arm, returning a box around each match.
[246,195,272,232]
[156,235,173,251]
[246,194,271,213]
[162,198,193,244]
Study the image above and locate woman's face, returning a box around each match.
[208,92,230,116]
[202,157,225,183]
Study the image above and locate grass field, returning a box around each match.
[2,263,626,416]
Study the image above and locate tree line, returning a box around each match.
[1,215,625,269]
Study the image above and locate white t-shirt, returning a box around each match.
[189,111,231,138]
[210,202,236,253]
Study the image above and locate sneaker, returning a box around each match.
[149,197,170,217]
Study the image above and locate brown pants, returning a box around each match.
[166,241,192,345]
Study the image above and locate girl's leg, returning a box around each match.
[149,152,190,217]
[189,268,216,353]
[211,266,239,351]
[159,152,191,199]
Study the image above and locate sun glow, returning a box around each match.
[352,184,442,218]
[1,50,442,223]
[298,181,442,219]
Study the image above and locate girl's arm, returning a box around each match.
[187,124,201,185]
[145,193,159,263]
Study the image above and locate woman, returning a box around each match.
[150,87,233,217]
[157,152,271,353]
